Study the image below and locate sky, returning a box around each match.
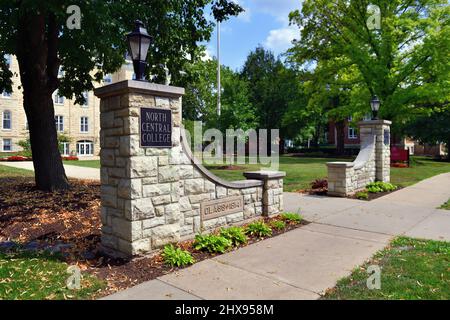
[204,0,303,71]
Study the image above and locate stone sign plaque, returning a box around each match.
[384,129,390,146]
[201,196,244,221]
[140,107,172,148]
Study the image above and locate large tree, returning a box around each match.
[241,47,301,152]
[289,0,449,122]
[0,0,241,191]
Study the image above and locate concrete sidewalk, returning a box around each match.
[284,172,450,241]
[105,172,450,300]
[0,161,100,180]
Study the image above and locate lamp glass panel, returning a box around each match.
[128,35,141,60]
[140,37,151,61]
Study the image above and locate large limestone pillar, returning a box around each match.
[94,80,184,257]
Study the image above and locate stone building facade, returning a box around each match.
[95,80,285,257]
[0,54,133,157]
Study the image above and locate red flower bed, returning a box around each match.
[62,156,79,161]
[0,156,32,162]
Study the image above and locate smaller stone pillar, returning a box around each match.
[359,120,391,182]
[327,119,391,197]
[243,171,286,216]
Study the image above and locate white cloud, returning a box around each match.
[264,25,298,52]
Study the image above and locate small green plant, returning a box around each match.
[366,181,398,193]
[193,234,232,253]
[219,226,248,246]
[356,191,369,200]
[281,213,302,224]
[270,220,286,231]
[162,244,195,267]
[245,221,272,238]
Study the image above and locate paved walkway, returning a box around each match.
[105,173,450,300]
[0,161,100,180]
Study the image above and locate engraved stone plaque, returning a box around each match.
[140,107,172,148]
[201,196,244,221]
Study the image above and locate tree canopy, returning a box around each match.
[0,0,242,190]
[289,0,450,122]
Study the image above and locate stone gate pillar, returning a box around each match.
[327,119,391,197]
[94,81,185,257]
[359,120,391,182]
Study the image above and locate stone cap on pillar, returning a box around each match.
[94,80,185,99]
[326,162,354,168]
[243,170,286,181]
[358,119,392,127]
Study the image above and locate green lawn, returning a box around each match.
[324,237,450,300]
[63,160,101,168]
[440,199,450,210]
[0,164,33,178]
[59,155,450,192]
[0,250,105,300]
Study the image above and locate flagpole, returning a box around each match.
[217,21,221,117]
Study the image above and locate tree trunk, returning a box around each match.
[335,120,345,155]
[16,11,69,191]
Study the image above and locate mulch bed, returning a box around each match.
[297,187,402,201]
[0,177,308,298]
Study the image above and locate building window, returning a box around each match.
[2,139,12,152]
[54,91,64,105]
[103,74,112,84]
[76,140,93,156]
[55,115,64,132]
[348,126,357,139]
[80,116,89,133]
[81,91,89,107]
[2,91,12,98]
[2,110,11,130]
[60,142,70,156]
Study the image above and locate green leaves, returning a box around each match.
[219,226,248,246]
[193,234,232,253]
[280,213,303,224]
[245,221,272,238]
[366,181,398,193]
[162,245,195,267]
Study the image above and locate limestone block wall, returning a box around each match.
[327,120,391,197]
[95,80,285,257]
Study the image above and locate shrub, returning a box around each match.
[62,156,79,161]
[162,244,195,267]
[366,181,398,193]
[245,221,272,238]
[310,179,328,190]
[281,213,303,224]
[270,220,286,231]
[0,155,31,162]
[18,139,32,157]
[219,227,248,246]
[356,191,369,200]
[193,234,232,253]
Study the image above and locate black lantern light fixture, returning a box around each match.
[370,95,381,120]
[127,20,152,81]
